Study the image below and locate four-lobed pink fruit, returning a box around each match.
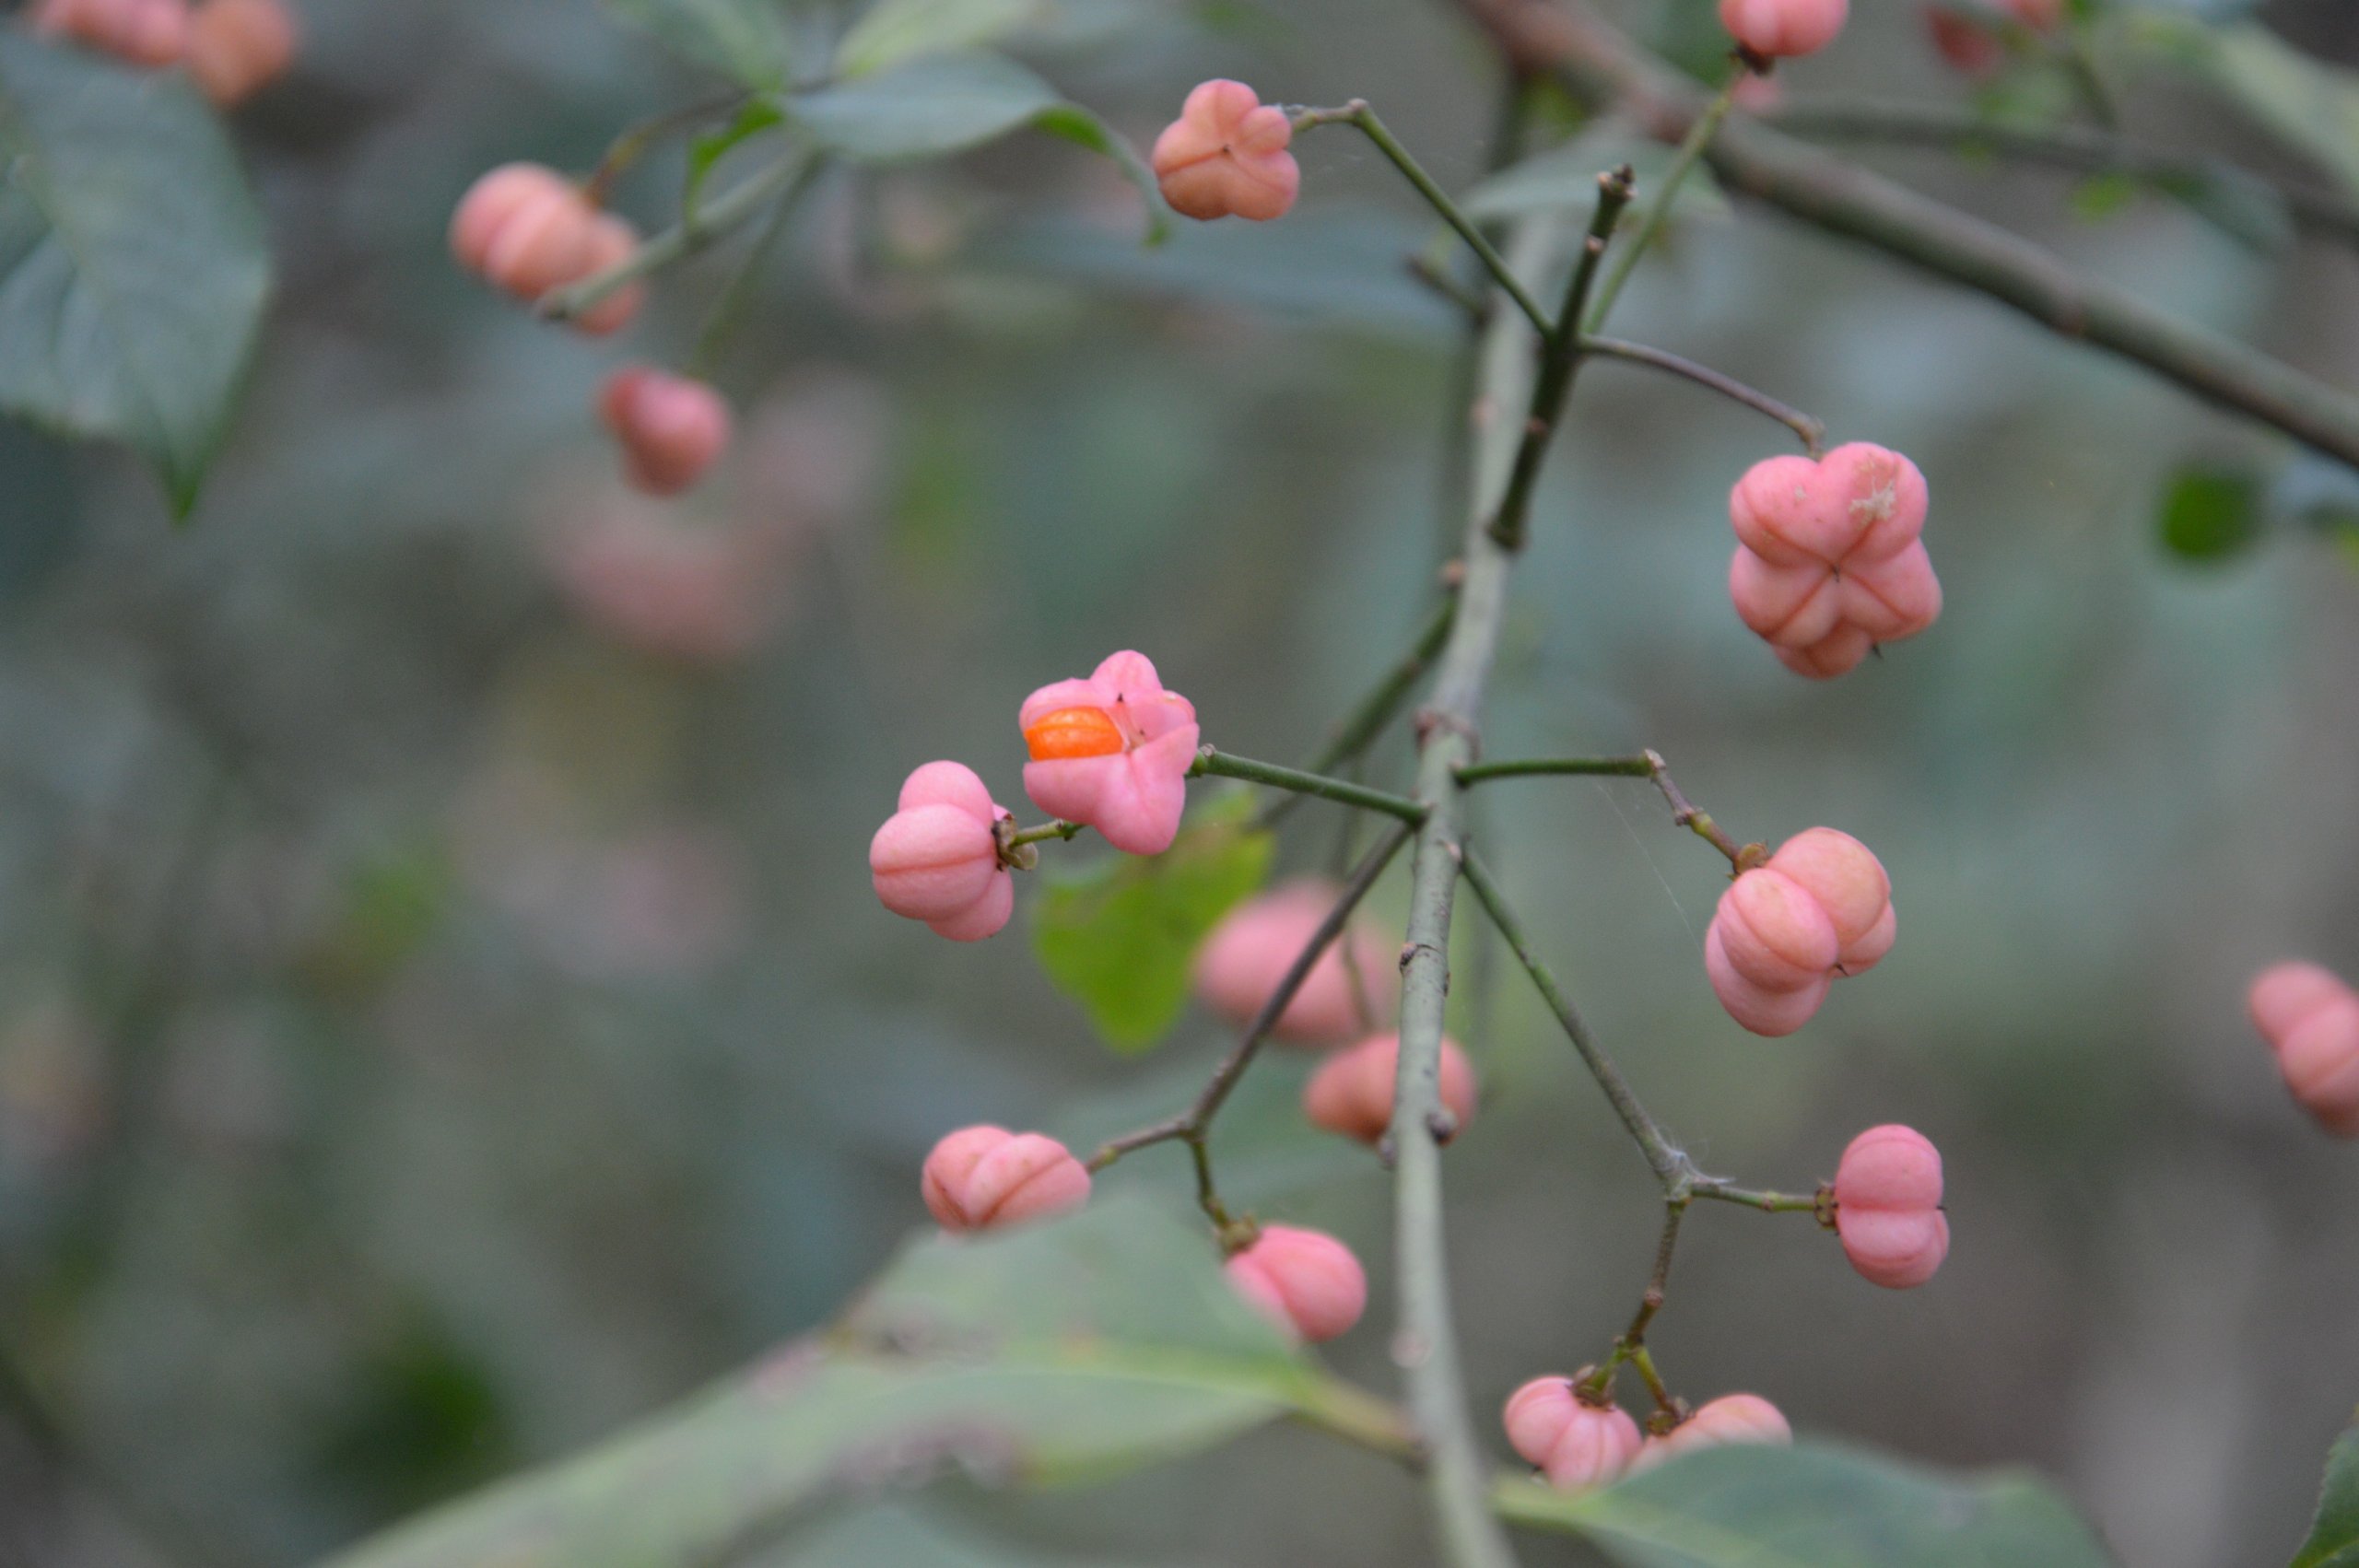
[1018,650,1200,857]
[1225,1223,1367,1342]
[599,368,734,497]
[1193,880,1396,1044]
[2248,961,2359,1137]
[1503,1377,1642,1492]
[1718,0,1848,58]
[1833,1123,1949,1288]
[870,761,1016,942]
[185,0,296,106]
[449,163,644,334]
[1303,1031,1476,1145]
[921,1126,1091,1232]
[1631,1393,1792,1470]
[29,0,189,66]
[1727,442,1941,679]
[1705,826,1893,1036]
[1151,79,1300,223]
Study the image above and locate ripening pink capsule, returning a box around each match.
[29,0,189,66]
[921,1126,1091,1233]
[1704,828,1891,1036]
[1833,1124,1949,1288]
[449,164,644,333]
[2248,962,2359,1137]
[869,762,1015,942]
[1018,651,1199,856]
[185,0,295,106]
[1718,0,1848,58]
[598,369,734,497]
[1727,443,1939,679]
[1503,1377,1643,1492]
[1193,880,1398,1045]
[1631,1393,1792,1471]
[1302,1032,1477,1145]
[1151,79,1301,223]
[1225,1224,1366,1342]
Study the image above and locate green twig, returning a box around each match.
[1193,747,1429,824]
[539,153,816,324]
[1576,335,1825,453]
[1580,64,1744,333]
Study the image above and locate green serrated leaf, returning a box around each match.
[316,1201,1305,1568]
[604,0,795,88]
[2293,1414,2359,1568]
[1032,794,1273,1052]
[836,0,1043,78]
[0,36,270,516]
[2156,462,2264,563]
[1499,1442,2116,1568]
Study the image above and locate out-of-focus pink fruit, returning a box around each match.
[185,0,295,106]
[1303,1032,1476,1144]
[1632,1393,1792,1470]
[1193,880,1398,1045]
[2248,961,2359,1137]
[29,0,190,66]
[1719,0,1848,58]
[449,163,644,333]
[598,368,734,497]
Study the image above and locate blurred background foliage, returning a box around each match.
[1,0,2357,1563]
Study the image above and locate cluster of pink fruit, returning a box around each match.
[27,0,295,107]
[447,169,734,499]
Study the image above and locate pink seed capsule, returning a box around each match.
[1193,880,1397,1044]
[598,369,734,497]
[1016,650,1199,857]
[185,0,295,106]
[2249,962,2359,1137]
[1833,1124,1949,1288]
[1224,1224,1366,1343]
[449,164,643,333]
[1150,79,1301,223]
[1632,1393,1792,1471]
[1705,828,1891,1036]
[1727,443,1938,678]
[921,1127,1091,1233]
[1718,0,1848,57]
[31,0,191,65]
[1503,1377,1643,1492]
[1302,1033,1477,1145]
[869,762,1015,942]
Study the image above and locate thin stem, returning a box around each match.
[1085,821,1415,1173]
[1766,99,2359,246]
[1485,165,1637,551]
[1287,1375,1426,1466]
[1576,335,1825,454]
[1692,1178,1827,1216]
[1005,819,1085,849]
[1456,755,1653,784]
[1580,66,1743,334]
[581,90,749,207]
[1458,848,1692,1190]
[686,173,807,380]
[1294,100,1555,338]
[1192,747,1429,824]
[539,153,816,324]
[1641,748,1752,869]
[1446,0,2359,471]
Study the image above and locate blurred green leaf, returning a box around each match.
[1501,1443,2115,1568]
[686,99,788,219]
[2293,1414,2359,1568]
[2156,462,2263,562]
[0,37,269,516]
[1032,794,1272,1053]
[768,1506,1151,1568]
[1032,102,1172,245]
[319,1201,1309,1568]
[2116,16,2359,199]
[785,51,1061,161]
[836,0,1044,77]
[2069,171,2142,222]
[603,0,796,87]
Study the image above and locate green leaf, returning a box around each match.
[770,1506,1152,1568]
[835,0,1043,78]
[1032,794,1273,1052]
[603,0,795,88]
[2115,16,2359,200]
[2156,462,2264,563]
[317,1200,1309,1568]
[1499,1442,2116,1568]
[0,37,270,516]
[686,99,788,221]
[2293,1413,2359,1568]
